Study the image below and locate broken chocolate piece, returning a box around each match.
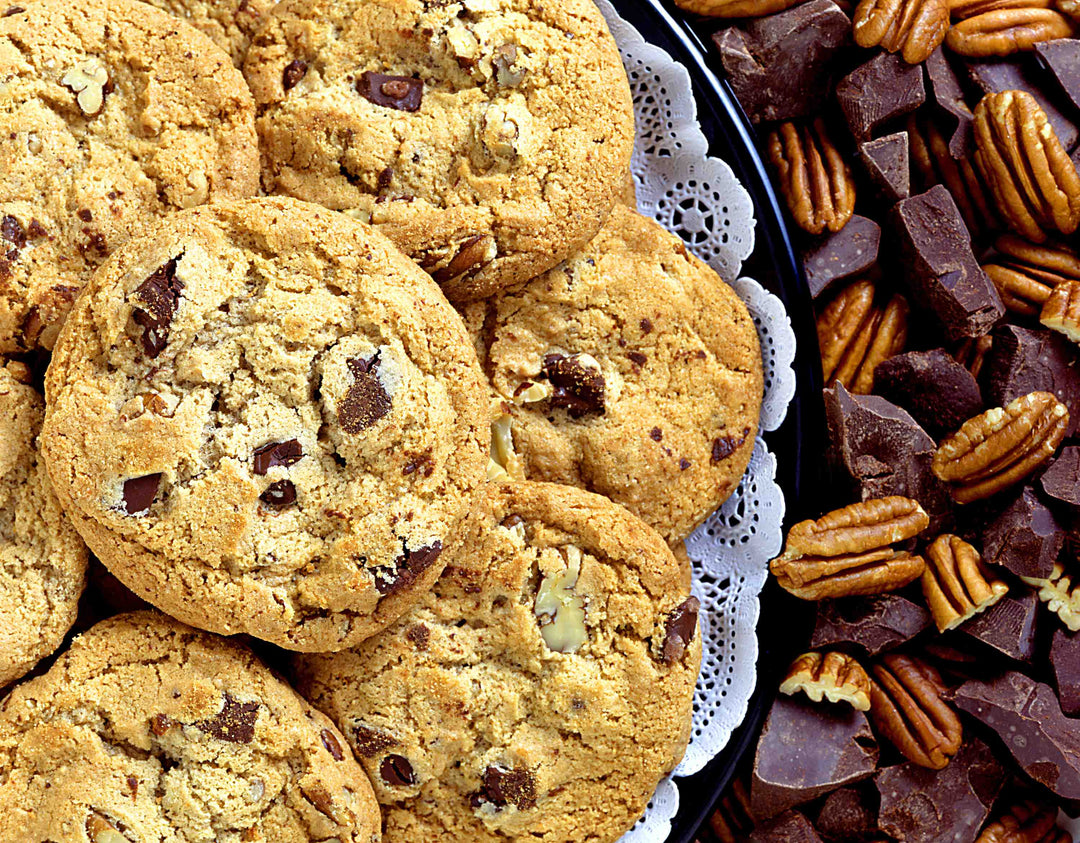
[801,215,881,299]
[373,541,443,596]
[122,473,162,515]
[475,766,536,811]
[813,786,878,842]
[260,480,296,509]
[748,810,823,843]
[352,725,397,757]
[1,214,25,249]
[982,487,1063,580]
[339,354,391,433]
[924,47,975,159]
[712,427,751,463]
[282,59,307,91]
[1040,445,1080,511]
[541,353,605,418]
[835,52,925,143]
[960,588,1041,663]
[380,754,415,786]
[873,348,984,438]
[356,71,423,112]
[132,258,182,359]
[661,597,700,665]
[196,693,259,743]
[858,134,909,204]
[253,440,303,476]
[1051,627,1080,716]
[1036,39,1080,113]
[810,594,932,656]
[320,728,344,761]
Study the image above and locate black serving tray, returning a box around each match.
[603,0,828,839]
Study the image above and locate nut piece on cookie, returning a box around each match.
[61,58,109,116]
[779,651,872,710]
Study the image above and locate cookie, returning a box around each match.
[296,481,701,843]
[243,0,635,302]
[0,359,87,686]
[0,0,259,352]
[0,611,381,842]
[138,0,275,67]
[42,196,489,652]
[465,205,763,545]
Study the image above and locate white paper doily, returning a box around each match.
[591,2,799,840]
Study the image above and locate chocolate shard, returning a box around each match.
[925,47,976,159]
[1051,627,1080,716]
[339,354,392,433]
[888,186,1005,343]
[873,348,984,438]
[748,810,823,843]
[196,693,259,743]
[253,439,303,476]
[320,728,344,761]
[874,737,1006,843]
[836,52,926,143]
[960,587,1041,663]
[282,59,307,91]
[356,71,423,112]
[380,754,416,786]
[857,133,909,204]
[1036,39,1080,113]
[132,258,183,359]
[1040,445,1080,511]
[810,594,932,656]
[122,473,162,515]
[476,765,537,810]
[711,0,851,124]
[661,597,700,665]
[352,724,398,757]
[982,487,1063,580]
[1,214,25,248]
[373,541,443,596]
[812,786,879,842]
[260,479,297,509]
[801,215,881,299]
[955,672,1080,803]
[541,353,605,417]
[751,695,879,821]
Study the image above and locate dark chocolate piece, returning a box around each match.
[965,58,1079,152]
[888,186,1004,342]
[661,596,700,665]
[801,215,881,299]
[873,348,984,438]
[712,427,751,463]
[1040,445,1080,511]
[1,214,25,248]
[924,48,976,158]
[282,59,307,91]
[352,724,398,757]
[982,487,1063,580]
[122,473,162,515]
[320,729,344,761]
[373,541,443,595]
[132,258,182,359]
[960,587,1041,663]
[380,754,416,786]
[749,810,823,843]
[542,353,605,417]
[812,786,879,842]
[751,695,879,820]
[339,354,392,433]
[811,594,932,656]
[1037,39,1080,113]
[475,766,536,810]
[858,133,909,204]
[260,479,297,509]
[356,72,423,112]
[196,693,259,743]
[836,52,925,142]
[253,440,303,476]
[1051,627,1080,716]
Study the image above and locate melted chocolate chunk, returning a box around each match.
[320,728,344,761]
[356,71,423,112]
[1,215,25,249]
[2,6,25,15]
[474,766,537,810]
[132,258,183,359]
[253,440,303,475]
[196,693,259,743]
[122,473,162,515]
[661,597,700,665]
[541,353,605,418]
[627,351,647,366]
[353,725,398,757]
[712,427,750,463]
[380,754,416,786]
[373,541,443,595]
[406,623,431,650]
[282,59,307,91]
[260,479,297,509]
[339,354,391,433]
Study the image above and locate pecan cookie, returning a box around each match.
[243,0,635,302]
[0,611,381,842]
[295,481,701,843]
[139,0,275,67]
[462,205,763,544]
[41,197,488,652]
[0,0,259,352]
[0,359,87,686]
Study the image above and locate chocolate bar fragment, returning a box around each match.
[812,785,879,842]
[836,52,926,142]
[924,47,975,159]
[873,348,984,438]
[858,134,910,205]
[1040,445,1080,512]
[749,811,823,843]
[1036,39,1080,113]
[802,216,881,299]
[1051,627,1080,717]
[982,487,1064,580]
[959,588,1041,663]
[811,594,932,656]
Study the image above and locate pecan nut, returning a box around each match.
[817,279,909,395]
[983,234,1080,314]
[1040,279,1080,342]
[1061,0,1080,20]
[974,90,1080,241]
[984,262,1053,316]
[766,118,856,235]
[487,413,525,482]
[853,0,950,63]
[779,650,872,710]
[868,653,963,769]
[932,391,1069,503]
[946,7,1075,56]
[708,778,755,843]
[977,799,1069,843]
[952,0,1055,17]
[1022,561,1080,631]
[953,335,993,380]
[922,534,1009,631]
[674,0,806,15]
[770,497,929,600]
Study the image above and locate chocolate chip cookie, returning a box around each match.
[0,611,381,842]
[0,359,87,686]
[243,0,635,302]
[139,0,275,67]
[0,0,259,352]
[41,197,489,652]
[296,481,701,843]
[464,204,764,545]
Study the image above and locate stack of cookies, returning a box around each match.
[0,0,765,840]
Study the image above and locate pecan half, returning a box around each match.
[921,534,1009,631]
[953,335,993,380]
[853,0,950,63]
[974,90,1080,241]
[1040,280,1080,342]
[674,0,807,15]
[947,7,1075,56]
[976,799,1069,843]
[708,778,755,843]
[983,262,1054,315]
[779,650,872,710]
[932,391,1069,503]
[487,413,525,482]
[868,653,963,769]
[996,233,1080,282]
[1022,562,1080,631]
[770,497,929,600]
[817,279,909,395]
[952,0,1054,17]
[766,118,856,235]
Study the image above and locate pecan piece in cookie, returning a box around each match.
[380,754,416,786]
[853,0,949,64]
[767,118,856,235]
[816,278,908,394]
[779,650,871,710]
[356,71,423,112]
[921,534,1009,631]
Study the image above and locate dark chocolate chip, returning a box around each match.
[661,596,700,665]
[650,427,663,442]
[282,59,307,91]
[475,765,537,810]
[712,427,750,463]
[405,623,430,650]
[339,353,392,433]
[640,318,653,334]
[380,754,416,786]
[122,473,162,515]
[373,541,443,595]
[253,440,303,475]
[150,713,173,736]
[260,479,297,509]
[625,351,646,367]
[541,353,605,418]
[77,208,92,222]
[356,71,423,112]
[679,458,691,470]
[352,725,397,757]
[1,215,25,248]
[2,6,25,15]
[131,258,183,359]
[377,166,394,190]
[321,728,344,761]
[196,693,259,743]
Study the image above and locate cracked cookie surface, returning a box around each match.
[243,0,635,302]
[41,197,488,652]
[0,611,381,842]
[139,0,275,67]
[463,205,764,545]
[0,358,87,686]
[296,481,701,843]
[0,0,259,352]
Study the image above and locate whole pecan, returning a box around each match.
[952,0,1055,17]
[1022,561,1080,631]
[868,653,963,769]
[674,0,807,15]
[780,650,872,710]
[984,234,1080,315]
[770,497,929,600]
[946,7,1075,56]
[932,391,1069,503]
[817,279,909,395]
[922,534,1009,631]
[953,335,993,380]
[708,778,755,843]
[766,118,856,235]
[977,799,1069,843]
[974,90,1080,241]
[983,263,1054,316]
[853,0,950,63]
[1040,280,1080,343]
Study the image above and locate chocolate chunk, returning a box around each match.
[1040,445,1080,510]
[888,186,1004,342]
[373,541,443,595]
[748,811,823,843]
[711,0,851,124]
[196,693,259,743]
[875,737,1006,843]
[2,6,24,15]
[712,426,751,463]
[925,47,976,158]
[356,71,423,112]
[150,713,173,736]
[475,765,536,810]
[131,258,183,359]
[282,59,307,91]
[810,594,932,656]
[836,52,926,143]
[405,623,430,650]
[857,134,909,204]
[661,597,700,665]
[380,754,416,786]
[541,353,605,418]
[253,440,303,475]
[626,351,647,367]
[751,695,879,820]
[321,728,344,761]
[260,479,296,509]
[1,214,25,249]
[1051,628,1080,716]
[955,672,1080,803]
[352,724,397,757]
[339,354,391,433]
[965,58,1079,152]
[873,349,984,438]
[122,473,162,515]
[813,787,878,842]
[982,487,1063,580]
[1036,39,1080,113]
[801,215,881,299]
[960,588,1041,663]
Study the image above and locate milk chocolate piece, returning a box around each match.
[955,672,1080,803]
[889,186,1005,342]
[1051,628,1080,716]
[925,47,976,158]
[811,594,933,656]
[965,58,1079,151]
[749,811,823,843]
[813,786,879,841]
[801,216,881,299]
[712,0,851,124]
[751,695,879,820]
[858,133,909,204]
[982,487,1064,580]
[1040,445,1080,511]
[875,737,1006,843]
[874,348,984,438]
[960,588,1041,663]
[836,52,926,142]
[1037,39,1080,113]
